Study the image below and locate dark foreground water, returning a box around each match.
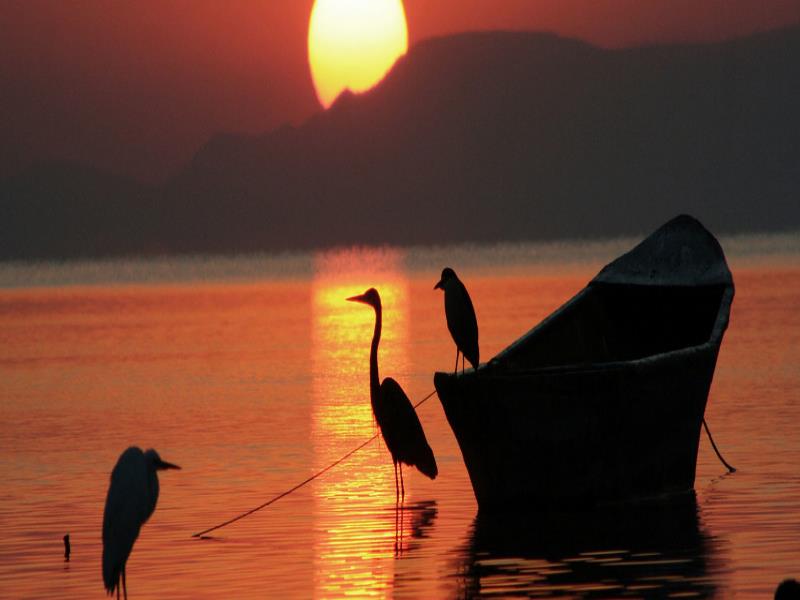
[0,235,798,598]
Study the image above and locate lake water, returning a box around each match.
[0,233,798,598]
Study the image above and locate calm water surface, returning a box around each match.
[0,237,798,598]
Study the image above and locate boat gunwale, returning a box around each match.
[474,283,733,381]
[488,216,735,375]
[467,341,716,381]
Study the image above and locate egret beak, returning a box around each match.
[347,293,368,304]
[156,459,181,470]
[434,280,444,290]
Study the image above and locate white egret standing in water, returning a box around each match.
[102,447,180,598]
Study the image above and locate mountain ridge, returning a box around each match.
[2,26,799,259]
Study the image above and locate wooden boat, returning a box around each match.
[434,215,734,512]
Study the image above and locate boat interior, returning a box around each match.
[494,283,728,370]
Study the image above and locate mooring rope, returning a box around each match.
[703,418,736,473]
[191,389,438,538]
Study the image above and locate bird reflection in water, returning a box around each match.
[394,500,437,557]
[455,492,718,598]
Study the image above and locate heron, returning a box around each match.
[102,447,180,599]
[776,579,800,600]
[434,267,479,373]
[347,288,438,501]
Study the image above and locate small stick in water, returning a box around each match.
[63,534,70,561]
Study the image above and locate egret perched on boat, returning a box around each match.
[347,288,438,501]
[102,447,180,599]
[435,267,479,373]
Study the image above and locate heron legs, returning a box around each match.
[391,464,408,555]
[122,568,127,600]
[392,462,406,504]
[453,348,459,374]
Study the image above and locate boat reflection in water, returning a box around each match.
[456,492,718,598]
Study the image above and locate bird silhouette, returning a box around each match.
[347,288,438,501]
[435,267,479,373]
[102,447,180,599]
[776,578,800,600]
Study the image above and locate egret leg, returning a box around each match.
[400,464,405,501]
[461,354,465,374]
[117,578,120,600]
[454,349,459,374]
[122,568,127,600]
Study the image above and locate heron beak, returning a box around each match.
[434,280,444,290]
[346,293,367,304]
[156,459,181,470]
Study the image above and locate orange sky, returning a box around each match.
[1,0,798,182]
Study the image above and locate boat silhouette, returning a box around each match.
[435,215,734,512]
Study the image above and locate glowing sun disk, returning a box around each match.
[308,0,408,108]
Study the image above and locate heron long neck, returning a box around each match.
[369,305,382,404]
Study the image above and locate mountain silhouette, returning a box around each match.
[0,162,163,259]
[2,27,799,259]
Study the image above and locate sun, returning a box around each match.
[308,0,408,109]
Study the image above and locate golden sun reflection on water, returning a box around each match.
[310,249,418,597]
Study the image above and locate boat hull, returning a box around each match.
[435,343,720,512]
